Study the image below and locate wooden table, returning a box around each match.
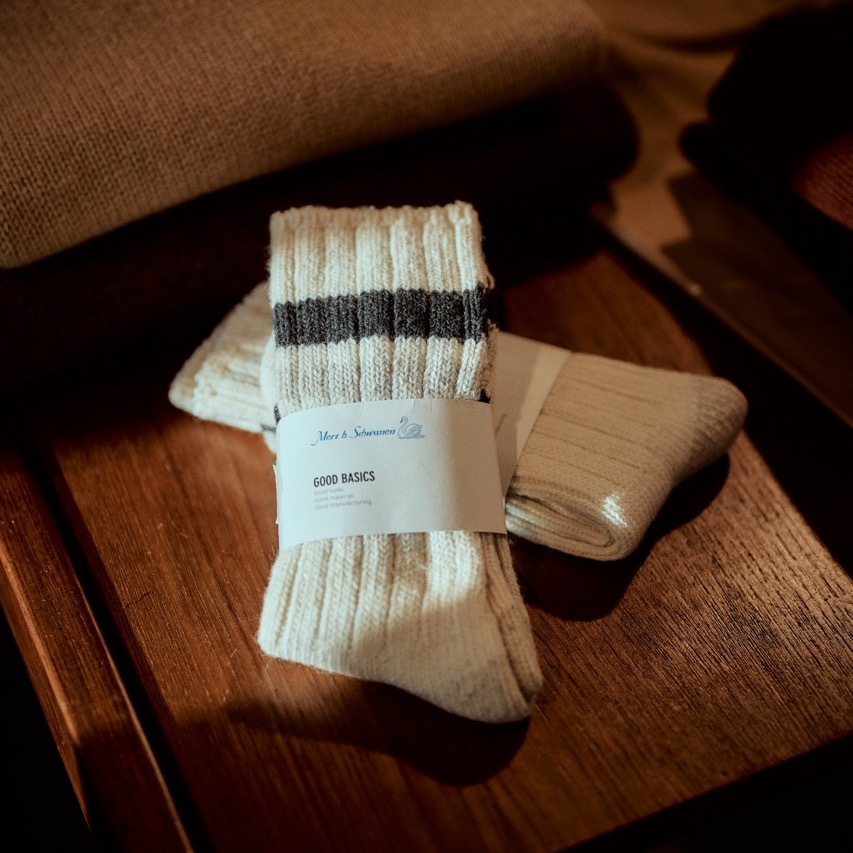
[1,214,850,851]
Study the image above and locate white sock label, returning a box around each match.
[275,398,506,548]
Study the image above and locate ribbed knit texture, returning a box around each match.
[168,283,273,434]
[1,0,605,266]
[502,353,747,559]
[257,203,541,722]
[170,283,748,561]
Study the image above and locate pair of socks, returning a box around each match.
[168,202,747,722]
[256,203,541,723]
[171,290,748,563]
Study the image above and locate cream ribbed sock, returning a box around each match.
[503,353,747,559]
[257,202,541,723]
[170,286,747,562]
[168,283,273,435]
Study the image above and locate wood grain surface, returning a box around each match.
[0,435,192,850]
[3,218,851,851]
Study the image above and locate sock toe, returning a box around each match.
[681,377,748,482]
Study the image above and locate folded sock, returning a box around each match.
[169,282,273,434]
[170,283,747,561]
[502,353,746,558]
[257,202,541,723]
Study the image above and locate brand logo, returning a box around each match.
[397,416,425,439]
[310,412,427,445]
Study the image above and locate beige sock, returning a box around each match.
[503,353,746,559]
[169,283,273,435]
[257,202,541,723]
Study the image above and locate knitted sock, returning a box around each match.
[168,283,273,434]
[258,202,541,723]
[502,353,747,559]
[170,286,747,561]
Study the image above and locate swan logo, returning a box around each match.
[397,416,426,439]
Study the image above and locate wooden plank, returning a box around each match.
[16,235,853,851]
[0,435,193,851]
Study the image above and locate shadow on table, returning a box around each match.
[514,457,731,622]
[228,674,529,786]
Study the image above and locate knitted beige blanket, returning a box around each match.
[1,0,604,267]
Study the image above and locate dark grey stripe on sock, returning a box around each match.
[273,285,490,347]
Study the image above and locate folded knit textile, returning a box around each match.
[170,281,748,561]
[1,0,605,267]
[256,202,541,722]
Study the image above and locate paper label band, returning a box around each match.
[275,398,506,548]
[491,332,569,493]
